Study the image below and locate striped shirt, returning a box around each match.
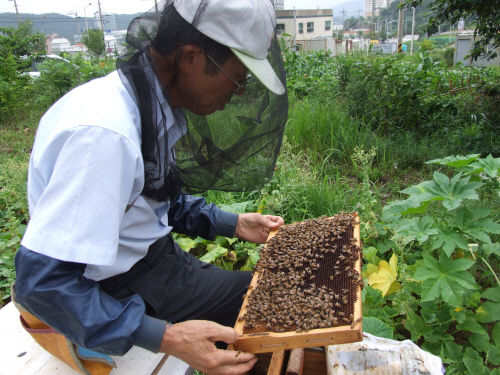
[21,71,191,281]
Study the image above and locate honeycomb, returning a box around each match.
[240,212,362,334]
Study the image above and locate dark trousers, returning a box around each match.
[98,234,252,328]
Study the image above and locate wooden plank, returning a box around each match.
[0,302,167,375]
[266,350,285,375]
[286,349,304,375]
[233,215,363,354]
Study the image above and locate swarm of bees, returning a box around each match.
[240,212,363,334]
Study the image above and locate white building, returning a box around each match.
[50,37,71,52]
[273,0,284,10]
[276,9,333,40]
[364,0,397,17]
[94,12,117,32]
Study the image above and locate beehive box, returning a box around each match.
[233,212,363,353]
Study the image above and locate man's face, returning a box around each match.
[182,51,249,116]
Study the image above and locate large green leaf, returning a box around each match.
[426,154,481,168]
[493,321,500,348]
[483,243,500,257]
[432,225,469,257]
[404,309,433,341]
[487,345,500,365]
[428,172,483,211]
[476,302,500,323]
[362,317,393,339]
[413,254,477,307]
[199,245,227,263]
[444,341,463,362]
[393,216,437,244]
[457,317,487,334]
[453,207,491,230]
[470,332,490,352]
[176,237,200,252]
[382,194,431,217]
[471,154,500,178]
[218,201,254,214]
[463,356,489,375]
[481,287,500,302]
[450,309,466,324]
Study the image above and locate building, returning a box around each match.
[93,12,117,32]
[50,37,72,52]
[272,0,284,10]
[276,9,333,40]
[364,0,397,17]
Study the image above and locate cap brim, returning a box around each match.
[231,48,285,95]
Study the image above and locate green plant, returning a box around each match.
[174,201,263,271]
[363,154,500,373]
[82,29,106,58]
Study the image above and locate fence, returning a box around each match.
[285,39,370,56]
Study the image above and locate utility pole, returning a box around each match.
[84,3,92,33]
[69,9,84,51]
[154,0,159,25]
[13,0,21,25]
[397,0,404,52]
[410,7,415,53]
[341,7,346,34]
[97,0,106,57]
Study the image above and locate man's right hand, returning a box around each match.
[159,320,257,375]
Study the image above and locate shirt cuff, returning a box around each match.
[131,314,167,353]
[216,211,239,238]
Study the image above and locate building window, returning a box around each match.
[298,23,303,34]
[325,20,331,31]
[307,22,314,33]
[276,23,285,34]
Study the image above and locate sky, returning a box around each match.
[0,0,348,16]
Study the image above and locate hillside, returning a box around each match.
[332,0,364,21]
[0,12,140,42]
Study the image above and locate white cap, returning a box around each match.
[174,0,285,95]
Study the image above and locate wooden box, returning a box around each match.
[233,213,363,354]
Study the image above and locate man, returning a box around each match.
[14,0,287,374]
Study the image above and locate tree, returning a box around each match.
[405,0,500,60]
[0,21,46,71]
[82,28,105,58]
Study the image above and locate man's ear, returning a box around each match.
[178,45,203,75]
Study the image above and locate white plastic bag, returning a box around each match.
[326,333,445,375]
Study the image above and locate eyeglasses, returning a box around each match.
[200,48,253,94]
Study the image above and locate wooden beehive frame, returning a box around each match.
[233,214,362,354]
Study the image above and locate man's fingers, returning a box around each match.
[263,215,284,228]
[214,356,258,375]
[217,349,255,365]
[206,323,239,344]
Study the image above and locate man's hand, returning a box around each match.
[234,213,284,244]
[159,320,257,375]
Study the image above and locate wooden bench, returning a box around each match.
[0,302,192,375]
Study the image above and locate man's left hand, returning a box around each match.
[234,213,284,244]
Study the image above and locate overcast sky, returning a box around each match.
[0,0,347,16]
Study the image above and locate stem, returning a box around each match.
[480,256,500,287]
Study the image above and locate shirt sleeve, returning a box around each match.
[168,194,239,239]
[14,246,167,355]
[21,126,144,266]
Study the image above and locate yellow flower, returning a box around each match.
[454,308,462,312]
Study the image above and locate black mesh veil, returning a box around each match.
[117,0,288,202]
